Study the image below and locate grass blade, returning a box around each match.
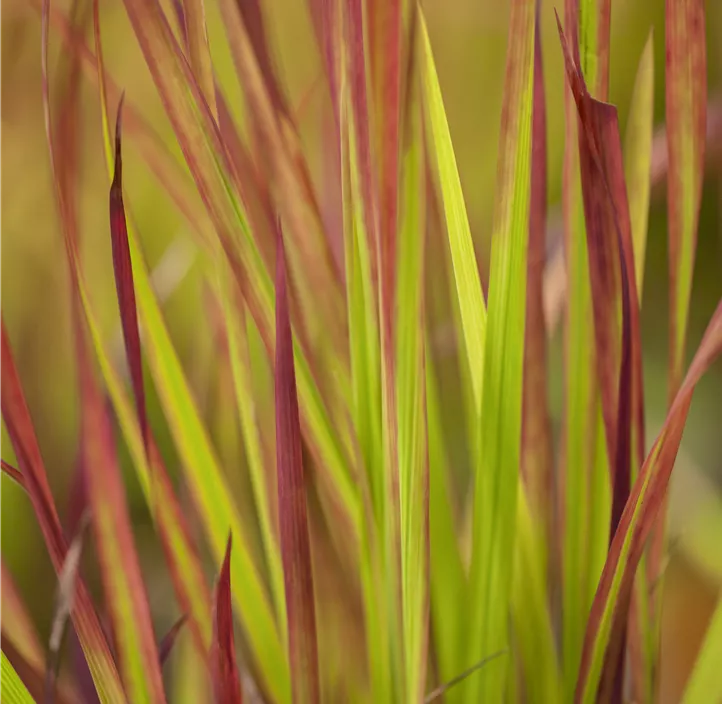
[559,1,612,693]
[419,11,486,411]
[467,0,535,700]
[78,340,167,703]
[396,78,429,702]
[1,325,125,704]
[649,0,708,650]
[556,15,648,697]
[521,1,553,552]
[217,271,285,628]
[665,0,707,400]
[1,652,34,704]
[275,227,320,704]
[182,0,217,117]
[159,616,188,668]
[425,351,465,692]
[93,5,289,696]
[109,97,149,454]
[623,32,655,295]
[210,536,243,704]
[681,593,722,704]
[575,299,722,704]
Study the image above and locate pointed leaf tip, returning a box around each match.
[109,91,149,455]
[275,226,320,704]
[210,534,242,704]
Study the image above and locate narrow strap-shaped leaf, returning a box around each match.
[109,98,149,455]
[521,0,553,553]
[119,0,360,557]
[559,1,612,694]
[649,0,708,646]
[339,57,392,704]
[419,11,486,410]
[396,82,428,703]
[94,5,289,697]
[623,32,655,296]
[183,0,217,118]
[78,336,167,703]
[159,615,188,667]
[666,0,707,400]
[467,0,536,700]
[1,325,125,704]
[1,651,34,704]
[210,536,243,704]
[681,593,722,704]
[275,227,320,704]
[575,299,722,704]
[91,8,211,654]
[217,270,286,628]
[556,16,646,698]
[217,0,345,356]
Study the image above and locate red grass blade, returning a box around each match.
[556,13,647,697]
[1,460,25,488]
[1,324,125,703]
[210,535,243,704]
[649,0,708,645]
[109,97,150,455]
[521,1,553,551]
[574,299,722,703]
[77,339,167,703]
[158,615,188,667]
[92,0,214,658]
[275,226,320,704]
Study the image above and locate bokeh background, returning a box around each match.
[2,0,721,700]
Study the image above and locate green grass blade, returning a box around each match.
[623,32,655,296]
[681,593,722,704]
[419,11,486,411]
[559,1,611,695]
[397,94,429,703]
[217,269,286,630]
[511,490,561,704]
[466,0,536,700]
[425,351,465,693]
[1,651,34,704]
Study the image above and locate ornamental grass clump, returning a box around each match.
[2,0,722,702]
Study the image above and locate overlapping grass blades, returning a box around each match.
[4,0,721,702]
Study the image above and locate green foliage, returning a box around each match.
[2,1,721,703]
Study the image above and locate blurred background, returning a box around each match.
[2,0,721,701]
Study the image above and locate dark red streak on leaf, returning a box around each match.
[556,14,645,700]
[110,96,150,456]
[275,225,320,704]
[210,535,243,704]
